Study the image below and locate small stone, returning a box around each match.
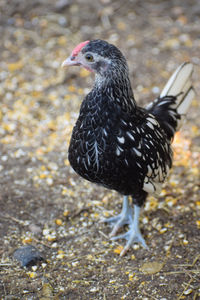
[51,242,58,248]
[152,86,160,94]
[32,265,38,271]
[29,224,42,235]
[14,149,26,158]
[43,229,50,236]
[90,287,99,292]
[13,245,44,267]
[41,263,47,269]
[46,177,53,185]
[2,155,8,161]
[28,271,37,278]
[133,244,139,250]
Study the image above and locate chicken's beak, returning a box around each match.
[61,56,80,68]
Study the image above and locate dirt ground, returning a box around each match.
[0,0,200,299]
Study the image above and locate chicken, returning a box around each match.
[62,39,195,256]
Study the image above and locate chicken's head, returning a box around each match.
[62,39,127,75]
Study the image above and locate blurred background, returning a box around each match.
[0,0,199,299]
[0,0,200,146]
[0,0,199,148]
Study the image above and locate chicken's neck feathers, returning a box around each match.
[90,68,137,113]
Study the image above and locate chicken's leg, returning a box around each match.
[102,196,133,236]
[111,204,148,256]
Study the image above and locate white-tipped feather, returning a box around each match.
[177,88,195,115]
[157,62,195,131]
[160,62,195,116]
[160,62,193,98]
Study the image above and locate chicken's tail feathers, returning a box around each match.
[160,62,195,115]
[147,62,195,140]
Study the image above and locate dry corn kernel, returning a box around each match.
[93,213,99,218]
[103,211,110,217]
[68,85,76,92]
[55,219,62,226]
[125,271,129,275]
[8,61,23,72]
[57,253,65,259]
[109,279,116,284]
[22,237,33,244]
[58,250,65,254]
[113,245,123,255]
[63,210,69,217]
[39,173,47,179]
[47,235,56,242]
[128,274,134,281]
[87,254,93,260]
[160,228,167,234]
[62,188,68,195]
[28,272,37,278]
[196,220,200,228]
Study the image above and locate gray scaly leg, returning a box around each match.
[111,204,148,256]
[102,196,133,236]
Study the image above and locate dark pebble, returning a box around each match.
[13,245,45,267]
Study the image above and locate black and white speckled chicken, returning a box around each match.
[62,40,194,256]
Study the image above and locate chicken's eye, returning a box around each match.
[85,53,94,62]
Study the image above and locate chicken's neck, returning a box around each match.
[93,70,137,113]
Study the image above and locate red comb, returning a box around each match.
[71,40,90,57]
